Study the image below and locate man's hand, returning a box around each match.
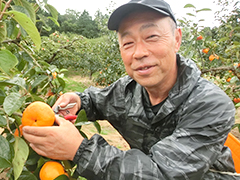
[22,115,83,161]
[52,92,81,116]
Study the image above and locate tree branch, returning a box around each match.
[48,38,80,64]
[0,108,22,117]
[0,0,13,20]
[201,66,232,73]
[201,66,240,81]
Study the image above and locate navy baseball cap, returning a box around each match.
[108,0,177,31]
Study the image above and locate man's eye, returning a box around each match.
[123,42,133,47]
[147,35,158,39]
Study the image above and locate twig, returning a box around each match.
[12,41,43,69]
[0,0,13,20]
[0,108,22,117]
[201,66,240,81]
[2,38,21,44]
[201,66,232,73]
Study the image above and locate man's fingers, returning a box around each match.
[55,115,67,126]
[22,126,48,137]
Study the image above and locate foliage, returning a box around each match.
[39,9,101,39]
[94,32,125,86]
[178,0,240,130]
[0,1,99,179]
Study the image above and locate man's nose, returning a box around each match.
[133,41,149,60]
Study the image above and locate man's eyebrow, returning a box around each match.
[120,23,158,38]
[140,23,158,32]
[120,31,131,39]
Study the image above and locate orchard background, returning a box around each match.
[0,0,239,179]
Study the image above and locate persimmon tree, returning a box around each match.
[0,1,98,179]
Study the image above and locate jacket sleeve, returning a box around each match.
[76,77,128,122]
[74,80,236,180]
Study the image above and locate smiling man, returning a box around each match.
[23,0,239,179]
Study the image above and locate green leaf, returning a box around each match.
[5,11,41,50]
[80,130,88,138]
[1,1,5,12]
[186,13,195,17]
[184,4,196,8]
[45,4,58,20]
[196,8,212,13]
[235,103,240,108]
[234,33,240,38]
[94,121,101,133]
[0,135,12,168]
[3,93,25,116]
[0,89,6,104]
[48,16,60,27]
[75,109,89,126]
[6,19,17,38]
[60,69,68,73]
[219,37,230,43]
[26,148,40,166]
[1,76,26,89]
[0,115,7,127]
[13,136,29,180]
[31,75,48,89]
[13,0,36,24]
[0,21,6,42]
[233,27,240,31]
[57,77,65,90]
[12,5,31,18]
[54,174,69,180]
[18,170,38,180]
[0,157,11,168]
[0,49,18,75]
[46,94,57,107]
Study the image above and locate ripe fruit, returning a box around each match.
[52,72,57,79]
[209,55,215,61]
[234,98,240,104]
[202,48,209,54]
[227,77,231,82]
[14,125,23,137]
[196,35,203,40]
[21,101,55,127]
[39,161,68,180]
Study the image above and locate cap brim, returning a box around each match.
[108,3,170,31]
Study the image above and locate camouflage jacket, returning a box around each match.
[73,54,240,179]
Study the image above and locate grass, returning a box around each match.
[63,77,88,92]
[62,69,96,93]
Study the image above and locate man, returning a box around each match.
[23,0,240,179]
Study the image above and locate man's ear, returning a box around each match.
[174,28,182,52]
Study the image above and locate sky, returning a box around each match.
[47,0,234,28]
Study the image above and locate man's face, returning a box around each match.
[118,11,182,90]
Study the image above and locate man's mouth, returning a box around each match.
[137,66,153,71]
